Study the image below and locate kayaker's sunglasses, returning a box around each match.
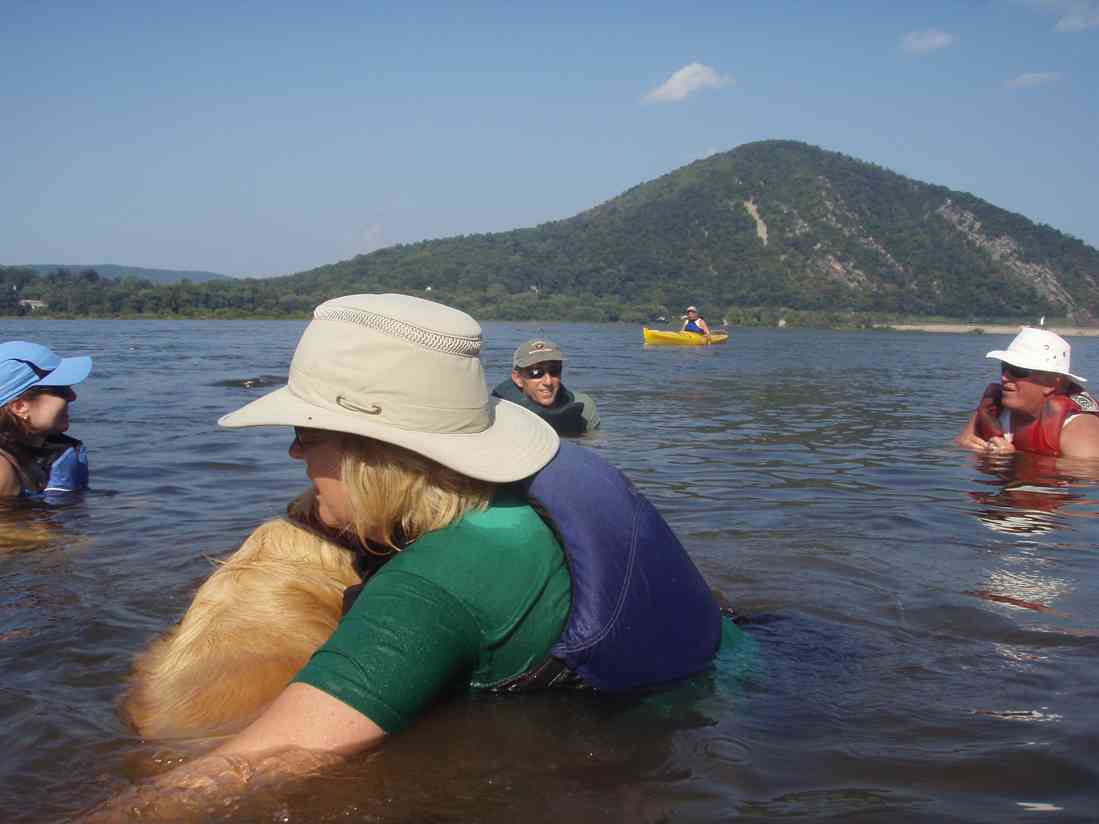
[1001,362,1033,380]
[521,363,562,380]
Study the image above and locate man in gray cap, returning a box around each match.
[491,337,600,435]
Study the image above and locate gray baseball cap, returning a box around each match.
[513,338,564,369]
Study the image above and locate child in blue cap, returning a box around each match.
[0,341,92,497]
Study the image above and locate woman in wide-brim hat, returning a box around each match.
[0,341,92,498]
[108,292,730,817]
[119,294,569,771]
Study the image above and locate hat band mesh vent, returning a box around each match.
[315,306,481,357]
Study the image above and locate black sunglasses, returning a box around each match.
[293,426,331,448]
[34,385,75,400]
[1001,362,1034,380]
[522,363,562,380]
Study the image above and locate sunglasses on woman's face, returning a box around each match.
[35,386,76,401]
[293,426,331,448]
[522,363,562,380]
[1001,362,1035,380]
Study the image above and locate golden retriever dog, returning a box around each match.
[121,506,364,741]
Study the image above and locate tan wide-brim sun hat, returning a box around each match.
[986,326,1086,384]
[219,293,560,482]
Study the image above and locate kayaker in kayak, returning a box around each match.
[954,327,1099,459]
[681,306,712,341]
[491,337,600,435]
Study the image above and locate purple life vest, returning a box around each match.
[520,442,722,691]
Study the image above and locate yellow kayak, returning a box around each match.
[642,327,729,346]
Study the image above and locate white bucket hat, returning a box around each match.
[984,325,1085,384]
[219,293,560,482]
[985,326,1086,384]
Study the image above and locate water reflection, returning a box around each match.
[967,453,1096,536]
[963,452,1099,638]
[0,500,78,555]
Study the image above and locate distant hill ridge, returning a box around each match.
[6,140,1098,320]
[19,264,230,284]
[276,139,1099,320]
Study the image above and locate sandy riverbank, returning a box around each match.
[880,324,1099,337]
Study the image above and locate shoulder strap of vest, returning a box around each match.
[1069,390,1099,414]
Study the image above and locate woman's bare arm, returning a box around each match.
[0,458,20,496]
[86,684,384,821]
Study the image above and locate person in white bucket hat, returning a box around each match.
[955,326,1099,458]
[107,293,734,814]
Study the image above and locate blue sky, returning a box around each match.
[2,0,1096,277]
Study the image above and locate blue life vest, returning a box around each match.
[684,318,706,334]
[1,435,89,500]
[40,442,89,496]
[519,442,722,691]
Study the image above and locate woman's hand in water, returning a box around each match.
[82,683,382,821]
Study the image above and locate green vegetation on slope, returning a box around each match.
[5,140,1098,323]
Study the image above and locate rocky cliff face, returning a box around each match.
[937,200,1078,311]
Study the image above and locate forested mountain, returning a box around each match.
[283,140,1098,321]
[5,140,1098,322]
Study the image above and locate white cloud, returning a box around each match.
[1007,71,1061,88]
[641,63,734,105]
[1024,0,1099,32]
[900,29,958,54]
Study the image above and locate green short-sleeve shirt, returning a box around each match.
[294,492,571,733]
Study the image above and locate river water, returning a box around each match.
[2,319,1098,823]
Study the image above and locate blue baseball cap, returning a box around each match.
[0,341,93,407]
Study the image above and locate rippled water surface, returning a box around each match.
[2,320,1098,823]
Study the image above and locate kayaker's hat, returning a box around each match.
[686,306,699,313]
[985,326,1086,384]
[0,341,93,407]
[513,338,564,369]
[219,294,559,482]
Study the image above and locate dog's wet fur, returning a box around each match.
[121,518,361,740]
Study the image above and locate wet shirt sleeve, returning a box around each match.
[293,569,482,734]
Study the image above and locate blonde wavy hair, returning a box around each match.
[337,434,496,553]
